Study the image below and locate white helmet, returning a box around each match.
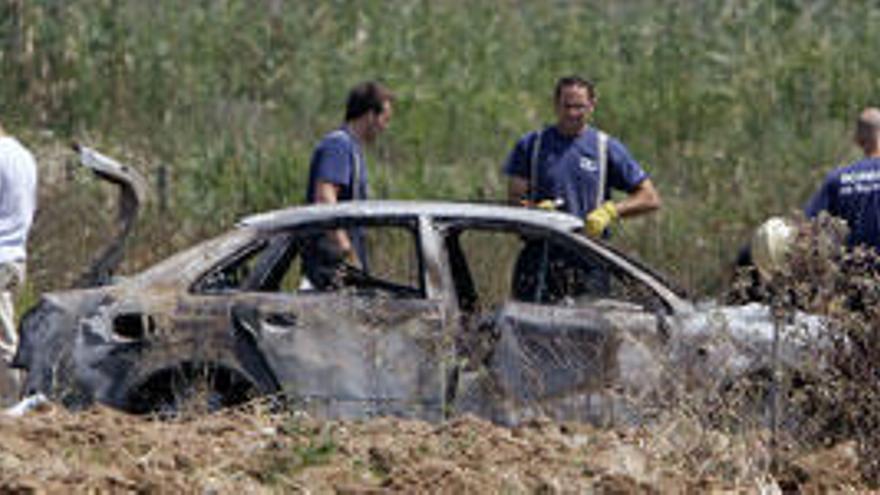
[751,216,797,279]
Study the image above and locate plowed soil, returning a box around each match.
[0,400,868,493]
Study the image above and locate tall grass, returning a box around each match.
[2,0,880,296]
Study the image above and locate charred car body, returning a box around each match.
[14,149,826,424]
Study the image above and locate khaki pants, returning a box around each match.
[0,260,25,365]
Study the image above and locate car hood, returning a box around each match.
[668,301,830,388]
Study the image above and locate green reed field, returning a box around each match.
[2,0,879,297]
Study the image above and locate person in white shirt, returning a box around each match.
[0,121,37,373]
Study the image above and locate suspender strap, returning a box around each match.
[529,130,542,203]
[352,147,362,200]
[596,130,608,210]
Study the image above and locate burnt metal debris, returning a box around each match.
[70,143,148,288]
[12,148,828,424]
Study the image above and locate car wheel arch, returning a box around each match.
[121,360,265,415]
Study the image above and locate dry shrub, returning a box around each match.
[728,212,880,486]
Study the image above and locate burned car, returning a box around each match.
[13,150,826,425]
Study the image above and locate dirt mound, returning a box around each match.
[0,400,867,493]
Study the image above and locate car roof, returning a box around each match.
[239,200,691,308]
[124,200,690,315]
[239,200,586,233]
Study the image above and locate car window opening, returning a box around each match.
[192,222,425,300]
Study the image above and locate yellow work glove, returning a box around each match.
[535,199,560,210]
[584,201,619,237]
[519,198,562,210]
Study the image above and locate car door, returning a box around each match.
[222,217,451,421]
[440,221,671,426]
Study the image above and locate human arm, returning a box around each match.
[309,131,360,267]
[804,174,835,219]
[614,178,661,218]
[503,132,540,206]
[585,134,662,237]
[602,136,662,217]
[507,176,530,205]
[585,178,661,237]
[313,179,359,266]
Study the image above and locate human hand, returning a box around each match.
[331,249,362,287]
[343,248,360,269]
[584,201,619,237]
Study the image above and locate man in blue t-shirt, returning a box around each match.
[303,81,394,289]
[504,75,661,237]
[805,107,880,251]
[503,75,661,303]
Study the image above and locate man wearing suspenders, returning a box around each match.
[303,81,394,289]
[502,75,661,302]
[504,75,660,235]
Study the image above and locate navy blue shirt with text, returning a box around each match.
[805,157,880,250]
[503,126,648,218]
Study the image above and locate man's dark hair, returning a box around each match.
[554,75,596,103]
[345,81,394,121]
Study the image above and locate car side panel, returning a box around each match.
[455,300,665,426]
[231,292,449,421]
